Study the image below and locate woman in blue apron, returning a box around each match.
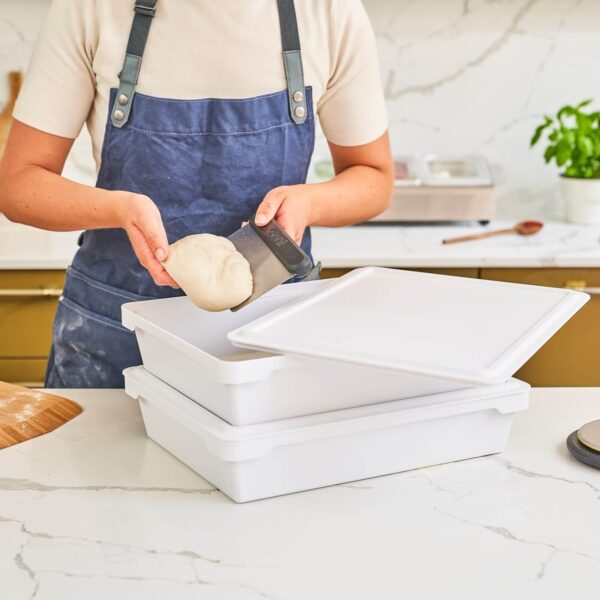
[0,0,393,388]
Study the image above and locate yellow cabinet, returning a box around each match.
[0,359,49,385]
[3,266,597,387]
[0,270,65,385]
[322,266,598,386]
[481,269,600,386]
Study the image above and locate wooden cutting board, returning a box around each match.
[0,71,23,158]
[0,381,83,449]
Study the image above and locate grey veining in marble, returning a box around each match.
[316,0,600,220]
[1,388,599,599]
[3,0,600,212]
[366,0,600,218]
[3,1,600,269]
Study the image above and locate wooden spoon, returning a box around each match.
[442,220,544,245]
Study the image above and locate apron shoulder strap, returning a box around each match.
[110,0,158,128]
[277,0,308,125]
[111,0,306,128]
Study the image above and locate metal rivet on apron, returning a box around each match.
[293,90,303,103]
[113,109,125,121]
[294,106,305,119]
[118,94,129,106]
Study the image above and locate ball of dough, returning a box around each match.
[162,234,253,311]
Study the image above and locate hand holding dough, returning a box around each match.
[162,234,253,311]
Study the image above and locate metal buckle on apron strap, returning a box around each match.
[134,3,156,17]
[115,0,306,128]
[277,0,307,125]
[111,0,157,127]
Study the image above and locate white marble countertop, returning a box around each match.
[2,387,599,599]
[4,220,600,271]
[3,213,600,270]
[0,220,80,270]
[312,221,600,269]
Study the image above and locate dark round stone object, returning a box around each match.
[566,430,600,470]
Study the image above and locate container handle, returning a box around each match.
[564,280,600,295]
[0,288,63,298]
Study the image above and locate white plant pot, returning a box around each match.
[560,176,600,225]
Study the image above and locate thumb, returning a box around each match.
[255,187,286,226]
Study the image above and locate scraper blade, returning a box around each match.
[228,217,314,311]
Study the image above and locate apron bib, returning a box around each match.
[45,0,315,388]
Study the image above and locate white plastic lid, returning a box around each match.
[419,154,492,187]
[228,267,588,385]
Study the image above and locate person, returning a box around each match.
[0,0,393,388]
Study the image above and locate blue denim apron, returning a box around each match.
[45,0,315,388]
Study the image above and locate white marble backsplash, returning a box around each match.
[0,0,96,189]
[363,0,600,218]
[2,0,600,217]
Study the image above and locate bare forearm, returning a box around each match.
[0,121,176,286]
[0,166,123,231]
[307,164,393,227]
[255,132,394,243]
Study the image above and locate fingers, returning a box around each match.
[255,187,287,226]
[135,202,170,262]
[125,197,179,287]
[277,213,305,245]
[255,186,308,244]
[127,224,179,288]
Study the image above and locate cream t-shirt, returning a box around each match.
[14,0,388,172]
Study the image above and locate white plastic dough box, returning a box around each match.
[124,365,530,503]
[122,267,587,426]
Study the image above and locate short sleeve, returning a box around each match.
[13,0,97,139]
[317,0,388,147]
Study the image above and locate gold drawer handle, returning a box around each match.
[564,280,600,295]
[0,288,63,298]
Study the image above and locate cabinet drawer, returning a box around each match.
[0,270,65,358]
[481,268,600,386]
[0,358,47,387]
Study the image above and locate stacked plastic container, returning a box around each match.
[122,267,588,502]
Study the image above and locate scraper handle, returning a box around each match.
[249,216,313,278]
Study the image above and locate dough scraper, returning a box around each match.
[228,216,318,311]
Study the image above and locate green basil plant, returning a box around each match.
[531,100,600,179]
